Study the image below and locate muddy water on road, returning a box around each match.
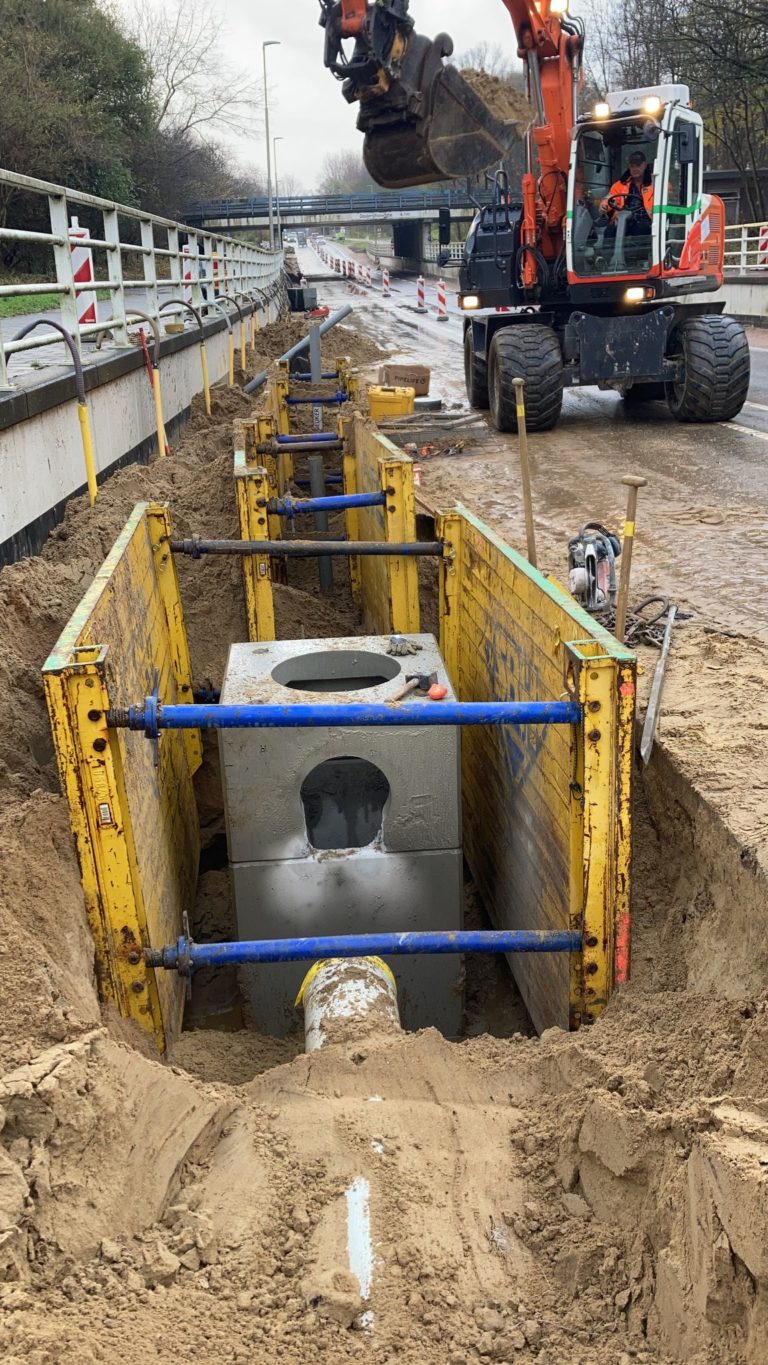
[335,275,768,643]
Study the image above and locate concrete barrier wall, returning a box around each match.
[0,295,283,566]
[691,275,768,326]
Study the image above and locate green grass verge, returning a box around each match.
[0,288,111,319]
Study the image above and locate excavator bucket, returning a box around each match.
[359,42,531,189]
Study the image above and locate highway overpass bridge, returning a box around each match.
[185,188,493,259]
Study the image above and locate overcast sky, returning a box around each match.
[117,1,520,190]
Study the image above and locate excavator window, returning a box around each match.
[571,123,658,280]
[662,120,701,267]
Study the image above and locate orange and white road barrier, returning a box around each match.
[68,217,97,327]
[382,269,391,297]
[436,279,449,321]
[182,245,193,305]
[416,275,427,313]
[366,265,372,288]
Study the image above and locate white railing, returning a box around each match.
[425,224,768,276]
[0,168,284,389]
[424,242,464,263]
[723,221,768,274]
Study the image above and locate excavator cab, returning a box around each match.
[567,86,723,292]
[319,1,530,189]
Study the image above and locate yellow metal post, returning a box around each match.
[228,331,235,388]
[272,369,291,436]
[44,657,168,1050]
[342,421,362,604]
[234,452,276,642]
[146,505,202,775]
[240,320,247,375]
[436,510,462,687]
[77,402,99,506]
[564,640,634,1027]
[152,368,169,457]
[382,456,421,634]
[200,341,212,416]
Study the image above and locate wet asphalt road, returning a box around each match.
[305,245,768,643]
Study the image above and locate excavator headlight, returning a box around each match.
[593,102,610,119]
[625,286,655,302]
[460,295,481,311]
[643,95,663,115]
[550,0,570,12]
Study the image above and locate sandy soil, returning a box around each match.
[0,300,767,1365]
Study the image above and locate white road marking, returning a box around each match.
[725,422,768,441]
[744,400,768,413]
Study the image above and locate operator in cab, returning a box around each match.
[600,150,653,233]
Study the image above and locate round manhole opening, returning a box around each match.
[271,649,401,693]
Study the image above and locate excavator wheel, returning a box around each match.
[665,315,750,423]
[464,328,489,410]
[488,325,563,433]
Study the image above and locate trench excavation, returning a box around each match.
[0,310,766,1365]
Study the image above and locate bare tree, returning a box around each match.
[317,150,377,194]
[582,0,768,217]
[127,0,259,138]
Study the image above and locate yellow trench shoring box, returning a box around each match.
[43,502,201,1053]
[438,505,635,1032]
[234,409,421,642]
[343,412,420,636]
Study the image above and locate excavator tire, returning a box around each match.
[666,315,750,423]
[488,325,563,433]
[464,328,489,409]
[623,382,665,403]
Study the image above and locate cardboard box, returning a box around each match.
[378,363,430,397]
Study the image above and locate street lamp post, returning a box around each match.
[273,136,284,243]
[263,40,280,250]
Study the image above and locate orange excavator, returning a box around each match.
[319,0,749,430]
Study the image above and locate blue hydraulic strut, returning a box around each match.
[145,929,583,975]
[109,698,582,738]
[268,492,387,516]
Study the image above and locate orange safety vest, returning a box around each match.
[607,173,653,218]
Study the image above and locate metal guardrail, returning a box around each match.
[0,167,284,390]
[723,221,768,273]
[424,243,464,263]
[188,188,494,222]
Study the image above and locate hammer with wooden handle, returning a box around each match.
[614,474,647,644]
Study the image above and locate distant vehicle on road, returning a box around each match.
[282,231,299,246]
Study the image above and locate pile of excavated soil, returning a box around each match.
[459,69,533,129]
[2,998,766,1362]
[1,305,767,1363]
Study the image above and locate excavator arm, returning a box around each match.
[319,1,583,284]
[318,0,532,188]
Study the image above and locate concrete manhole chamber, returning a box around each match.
[219,635,463,1035]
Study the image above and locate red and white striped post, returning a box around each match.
[416,275,427,313]
[357,262,364,284]
[182,245,193,305]
[365,265,372,288]
[758,224,768,266]
[436,278,449,321]
[382,268,391,297]
[68,216,97,328]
